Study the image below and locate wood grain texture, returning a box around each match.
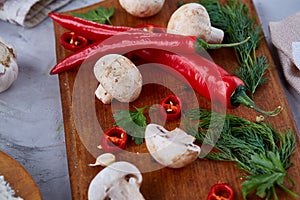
[0,150,42,200]
[53,0,300,199]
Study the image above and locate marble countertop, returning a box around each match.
[0,0,299,200]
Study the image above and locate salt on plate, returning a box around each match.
[0,175,23,200]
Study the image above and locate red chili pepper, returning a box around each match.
[49,32,198,74]
[49,12,136,41]
[207,181,234,200]
[160,95,182,120]
[60,32,88,51]
[101,126,127,153]
[134,49,281,115]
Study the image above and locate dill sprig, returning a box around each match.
[184,108,298,200]
[200,0,269,97]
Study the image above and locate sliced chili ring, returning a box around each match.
[159,94,182,121]
[206,181,234,200]
[101,126,127,153]
[60,32,89,51]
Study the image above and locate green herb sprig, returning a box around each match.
[200,0,269,97]
[113,106,147,145]
[185,108,298,200]
[71,6,114,25]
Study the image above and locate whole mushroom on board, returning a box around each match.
[145,124,201,168]
[167,3,224,44]
[119,0,165,18]
[0,38,18,93]
[93,54,142,104]
[88,161,145,200]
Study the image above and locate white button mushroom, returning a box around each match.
[119,0,165,18]
[145,124,201,168]
[0,39,18,93]
[88,161,145,200]
[94,54,142,104]
[167,3,224,44]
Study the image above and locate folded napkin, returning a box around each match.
[269,11,300,95]
[0,0,72,27]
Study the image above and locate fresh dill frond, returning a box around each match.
[200,0,269,97]
[184,108,298,199]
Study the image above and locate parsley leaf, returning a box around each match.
[113,106,147,145]
[71,6,114,25]
[242,152,298,200]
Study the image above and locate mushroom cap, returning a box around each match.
[145,124,201,168]
[119,0,165,18]
[94,54,142,103]
[88,161,144,200]
[167,3,211,41]
[0,39,18,93]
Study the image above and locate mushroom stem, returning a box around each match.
[208,27,224,44]
[95,84,113,104]
[0,65,5,74]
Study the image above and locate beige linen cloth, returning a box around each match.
[269,11,300,95]
[0,0,72,27]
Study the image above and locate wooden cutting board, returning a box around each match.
[53,0,300,199]
[0,150,42,200]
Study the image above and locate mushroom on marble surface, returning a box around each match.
[119,0,165,18]
[167,3,224,44]
[88,161,145,200]
[93,54,142,104]
[145,124,201,168]
[0,39,18,93]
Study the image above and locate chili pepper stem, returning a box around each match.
[231,85,282,116]
[195,36,250,51]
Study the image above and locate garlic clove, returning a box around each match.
[0,39,18,93]
[88,153,116,167]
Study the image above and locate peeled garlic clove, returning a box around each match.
[88,153,116,167]
[0,38,18,93]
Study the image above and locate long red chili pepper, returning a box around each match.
[50,32,200,74]
[49,12,135,41]
[134,49,281,115]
